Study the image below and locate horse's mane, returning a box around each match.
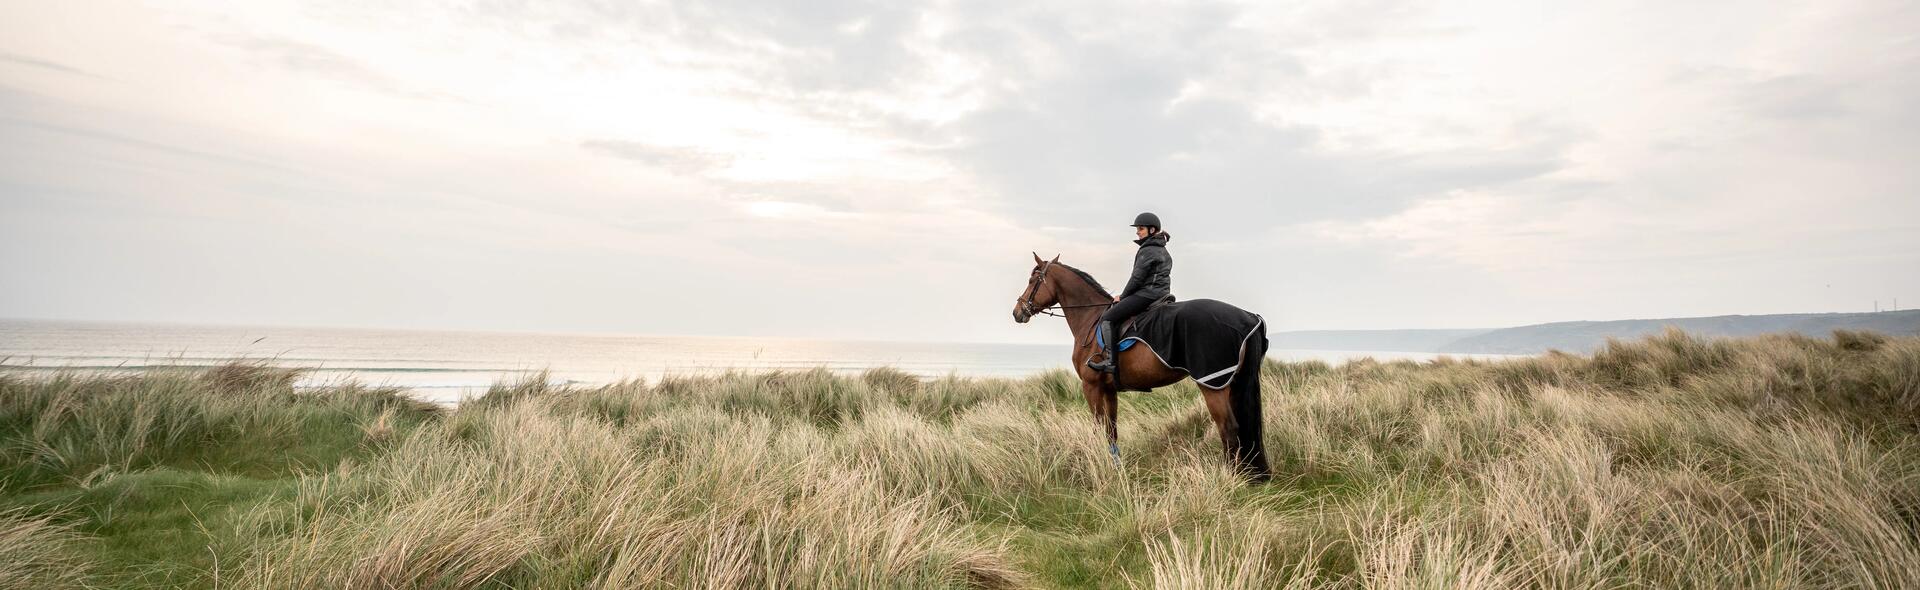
[1055,263,1113,300]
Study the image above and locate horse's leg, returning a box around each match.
[1102,384,1120,463]
[1078,379,1104,420]
[1200,387,1242,472]
[1082,380,1121,464]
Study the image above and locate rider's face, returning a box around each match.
[1135,226,1149,239]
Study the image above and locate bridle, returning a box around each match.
[1020,259,1115,319]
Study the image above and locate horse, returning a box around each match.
[1011,253,1273,482]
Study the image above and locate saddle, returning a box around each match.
[1104,294,1177,354]
[1120,294,1177,337]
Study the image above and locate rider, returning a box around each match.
[1088,212,1171,374]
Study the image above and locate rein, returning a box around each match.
[1034,302,1118,317]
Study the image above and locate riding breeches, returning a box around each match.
[1101,294,1156,326]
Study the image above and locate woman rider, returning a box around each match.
[1088,212,1171,374]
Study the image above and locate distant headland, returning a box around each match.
[1276,309,1920,355]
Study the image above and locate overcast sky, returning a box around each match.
[2,0,1916,344]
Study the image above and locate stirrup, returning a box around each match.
[1086,354,1114,373]
[1087,320,1117,373]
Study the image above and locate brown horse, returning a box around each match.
[1012,253,1272,482]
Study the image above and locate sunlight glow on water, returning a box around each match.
[1,320,1514,404]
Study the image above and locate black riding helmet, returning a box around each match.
[1130,212,1161,229]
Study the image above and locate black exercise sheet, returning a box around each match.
[1119,298,1265,389]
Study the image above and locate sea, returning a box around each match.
[0,319,1497,405]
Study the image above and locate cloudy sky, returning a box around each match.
[2,0,1916,343]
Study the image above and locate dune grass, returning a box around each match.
[2,329,1917,588]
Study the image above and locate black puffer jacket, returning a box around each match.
[1121,232,1172,299]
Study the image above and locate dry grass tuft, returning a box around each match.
[200,359,306,393]
[0,509,92,589]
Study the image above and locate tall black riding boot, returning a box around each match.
[1086,320,1116,373]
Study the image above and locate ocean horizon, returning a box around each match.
[1,319,1505,404]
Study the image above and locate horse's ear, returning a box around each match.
[1033,252,1043,264]
[1050,254,1060,263]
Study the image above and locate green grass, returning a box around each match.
[2,329,1917,588]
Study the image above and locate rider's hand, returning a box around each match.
[1112,296,1121,302]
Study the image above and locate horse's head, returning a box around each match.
[1013,252,1061,324]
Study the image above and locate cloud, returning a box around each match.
[209,34,463,101]
[581,139,733,176]
[0,108,300,176]
[0,52,101,78]
[917,4,1576,232]
[433,0,934,94]
[741,200,858,220]
[458,0,1581,233]
[1310,189,1571,271]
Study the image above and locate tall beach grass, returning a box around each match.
[2,329,1917,588]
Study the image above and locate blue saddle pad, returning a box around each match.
[1095,329,1140,351]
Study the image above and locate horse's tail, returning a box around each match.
[1229,319,1273,482]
